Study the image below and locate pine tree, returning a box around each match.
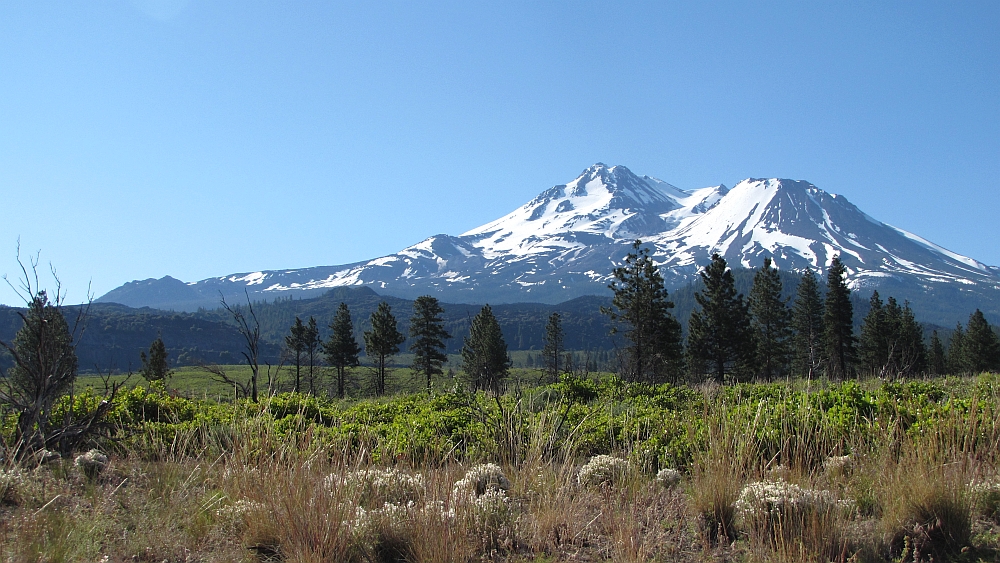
[823,255,855,379]
[303,317,321,395]
[461,305,511,395]
[541,312,564,382]
[2,291,78,450]
[363,302,406,396]
[140,336,172,383]
[285,317,306,393]
[792,270,825,379]
[948,323,967,374]
[748,258,792,380]
[963,309,1000,373]
[323,303,361,399]
[858,291,887,376]
[928,330,946,375]
[409,295,450,394]
[602,240,684,383]
[686,253,754,383]
[894,300,927,376]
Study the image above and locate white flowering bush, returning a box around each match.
[822,455,853,475]
[577,455,630,489]
[451,464,516,551]
[656,467,682,489]
[0,468,26,505]
[734,479,842,519]
[74,449,109,478]
[215,499,266,533]
[452,463,510,500]
[326,467,425,507]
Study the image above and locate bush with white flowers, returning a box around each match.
[577,455,630,489]
[74,449,109,478]
[325,467,425,507]
[656,467,682,489]
[452,463,510,500]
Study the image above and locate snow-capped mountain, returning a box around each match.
[99,164,1000,312]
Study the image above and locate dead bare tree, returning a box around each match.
[200,363,252,400]
[220,290,263,402]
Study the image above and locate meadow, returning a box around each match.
[2,371,1000,562]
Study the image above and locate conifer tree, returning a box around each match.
[823,255,855,379]
[1,290,79,450]
[140,336,172,383]
[461,305,511,395]
[285,317,306,393]
[748,258,792,380]
[792,269,825,379]
[409,295,450,394]
[928,330,946,375]
[541,312,564,382]
[363,302,406,396]
[323,303,361,399]
[303,317,321,395]
[894,299,927,376]
[603,240,684,383]
[686,253,754,383]
[948,323,967,374]
[963,309,1000,373]
[858,291,887,375]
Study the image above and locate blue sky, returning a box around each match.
[1,1,997,306]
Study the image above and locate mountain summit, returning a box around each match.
[99,164,1000,316]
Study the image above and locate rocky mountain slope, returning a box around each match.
[99,164,1000,319]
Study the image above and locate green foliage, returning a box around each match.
[823,255,856,378]
[603,240,684,383]
[363,302,406,396]
[748,257,792,380]
[963,309,1000,373]
[541,312,564,383]
[1,291,79,449]
[461,305,511,394]
[687,254,754,383]
[409,296,450,394]
[140,336,172,382]
[324,303,361,399]
[791,269,824,378]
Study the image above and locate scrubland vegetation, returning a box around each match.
[2,373,1000,562]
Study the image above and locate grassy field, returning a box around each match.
[3,373,1000,562]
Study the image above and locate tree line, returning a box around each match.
[600,240,1000,384]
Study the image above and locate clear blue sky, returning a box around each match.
[1,1,998,306]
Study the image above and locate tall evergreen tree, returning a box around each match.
[323,303,361,399]
[928,330,946,375]
[686,254,754,383]
[748,258,792,380]
[541,312,564,382]
[409,296,450,394]
[792,269,825,379]
[1,291,78,450]
[858,291,888,375]
[461,305,511,395]
[602,240,684,383]
[948,323,967,374]
[963,309,1000,373]
[823,255,855,379]
[894,299,927,376]
[140,336,172,383]
[363,302,406,396]
[285,317,306,392]
[303,317,321,395]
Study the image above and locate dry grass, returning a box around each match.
[3,379,1000,562]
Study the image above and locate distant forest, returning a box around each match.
[0,266,993,374]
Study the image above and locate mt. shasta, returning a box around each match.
[100,164,1000,316]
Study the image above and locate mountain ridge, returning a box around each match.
[98,164,1000,322]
